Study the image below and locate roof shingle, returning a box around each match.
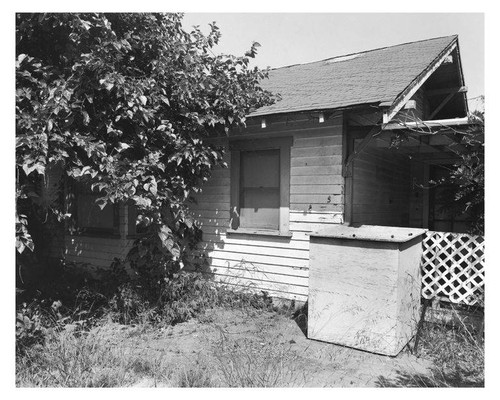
[249,35,457,117]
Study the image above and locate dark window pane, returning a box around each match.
[241,150,280,188]
[77,194,115,230]
[240,150,280,229]
[240,188,280,229]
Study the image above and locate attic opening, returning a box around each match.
[384,45,469,125]
[421,47,468,120]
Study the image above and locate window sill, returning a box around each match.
[67,231,121,239]
[227,228,292,238]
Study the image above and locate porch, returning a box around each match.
[343,116,484,313]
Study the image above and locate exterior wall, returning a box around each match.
[190,112,345,301]
[351,141,412,227]
[56,205,135,270]
[46,164,135,270]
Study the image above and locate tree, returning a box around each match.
[16,13,275,276]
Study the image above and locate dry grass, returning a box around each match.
[16,325,172,387]
[211,329,307,387]
[17,284,483,388]
[376,307,484,388]
[16,311,309,388]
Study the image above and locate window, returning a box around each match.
[229,137,292,235]
[240,149,280,229]
[77,193,117,233]
[69,180,119,236]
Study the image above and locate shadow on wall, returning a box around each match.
[188,204,301,298]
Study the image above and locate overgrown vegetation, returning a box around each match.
[377,312,484,388]
[17,264,484,388]
[15,262,292,387]
[213,335,305,387]
[15,14,284,386]
[16,12,275,276]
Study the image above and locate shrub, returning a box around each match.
[16,302,46,354]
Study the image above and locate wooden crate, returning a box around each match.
[308,225,427,356]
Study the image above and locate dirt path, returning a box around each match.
[96,308,433,387]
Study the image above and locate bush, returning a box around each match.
[16,302,46,354]
[16,259,281,358]
[157,272,277,325]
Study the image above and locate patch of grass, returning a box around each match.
[178,367,213,387]
[16,326,170,387]
[376,307,484,388]
[416,320,484,386]
[212,330,306,387]
[16,261,302,387]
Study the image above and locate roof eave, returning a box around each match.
[382,35,460,124]
[247,101,384,119]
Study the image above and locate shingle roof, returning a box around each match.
[249,35,458,117]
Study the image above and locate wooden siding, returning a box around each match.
[191,112,345,301]
[43,163,135,269]
[63,236,134,268]
[60,204,135,268]
[408,159,426,228]
[351,141,412,227]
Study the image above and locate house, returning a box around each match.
[57,35,478,302]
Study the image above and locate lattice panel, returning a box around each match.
[421,231,485,306]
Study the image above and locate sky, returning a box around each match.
[182,13,485,108]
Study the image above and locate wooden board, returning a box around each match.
[308,232,424,356]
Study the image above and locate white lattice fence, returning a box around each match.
[421,231,484,306]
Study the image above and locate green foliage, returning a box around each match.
[16,13,275,274]
[446,112,484,234]
[109,271,277,326]
[16,261,279,356]
[392,111,484,234]
[16,302,46,353]
[426,112,484,234]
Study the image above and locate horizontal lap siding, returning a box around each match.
[193,114,345,301]
[63,236,134,268]
[61,207,133,269]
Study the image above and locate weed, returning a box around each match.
[178,367,212,387]
[16,263,298,387]
[15,325,171,387]
[416,320,484,386]
[376,306,484,388]
[212,331,305,387]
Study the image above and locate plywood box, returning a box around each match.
[308,225,427,356]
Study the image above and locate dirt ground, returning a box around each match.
[92,307,434,387]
